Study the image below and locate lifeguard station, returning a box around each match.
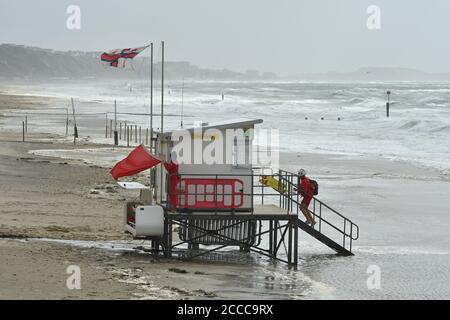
[123,118,359,266]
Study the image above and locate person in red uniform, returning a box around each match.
[163,152,180,210]
[298,169,316,226]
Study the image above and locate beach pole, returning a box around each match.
[114,100,118,146]
[135,125,138,143]
[127,126,130,147]
[146,128,149,146]
[22,121,25,142]
[66,108,69,136]
[110,119,113,139]
[139,126,142,143]
[105,114,108,138]
[386,90,391,118]
[25,115,28,133]
[71,98,78,141]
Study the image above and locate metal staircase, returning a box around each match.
[296,219,354,255]
[277,170,359,255]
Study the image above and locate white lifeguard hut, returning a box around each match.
[122,120,359,265]
[154,118,263,212]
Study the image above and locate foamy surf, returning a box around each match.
[4,80,450,173]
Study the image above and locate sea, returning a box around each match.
[3,80,450,173]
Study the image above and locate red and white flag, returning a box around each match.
[110,145,160,180]
[101,46,149,68]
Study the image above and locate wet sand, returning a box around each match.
[0,132,127,241]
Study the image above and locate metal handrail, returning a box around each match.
[278,170,359,251]
[163,170,359,251]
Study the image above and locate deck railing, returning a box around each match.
[164,169,359,253]
[278,169,359,252]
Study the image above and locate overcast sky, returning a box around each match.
[0,0,449,75]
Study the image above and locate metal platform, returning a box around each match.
[164,211,300,266]
[151,170,359,267]
[167,204,294,217]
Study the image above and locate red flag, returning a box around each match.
[110,145,160,180]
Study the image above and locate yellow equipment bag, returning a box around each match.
[260,175,286,193]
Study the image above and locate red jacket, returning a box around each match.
[299,177,314,199]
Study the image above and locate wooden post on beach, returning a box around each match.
[145,128,149,146]
[71,98,78,143]
[110,119,113,139]
[105,114,108,138]
[139,126,142,143]
[22,121,25,142]
[130,124,133,141]
[127,126,130,147]
[114,100,118,146]
[119,122,122,140]
[66,108,69,136]
[25,115,28,133]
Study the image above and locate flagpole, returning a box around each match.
[149,43,154,198]
[161,41,164,144]
[160,41,165,204]
[150,42,153,150]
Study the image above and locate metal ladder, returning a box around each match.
[278,170,359,255]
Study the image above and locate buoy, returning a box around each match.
[321,117,324,120]
[338,117,341,121]
[305,117,308,120]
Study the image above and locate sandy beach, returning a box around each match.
[1,91,450,300]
